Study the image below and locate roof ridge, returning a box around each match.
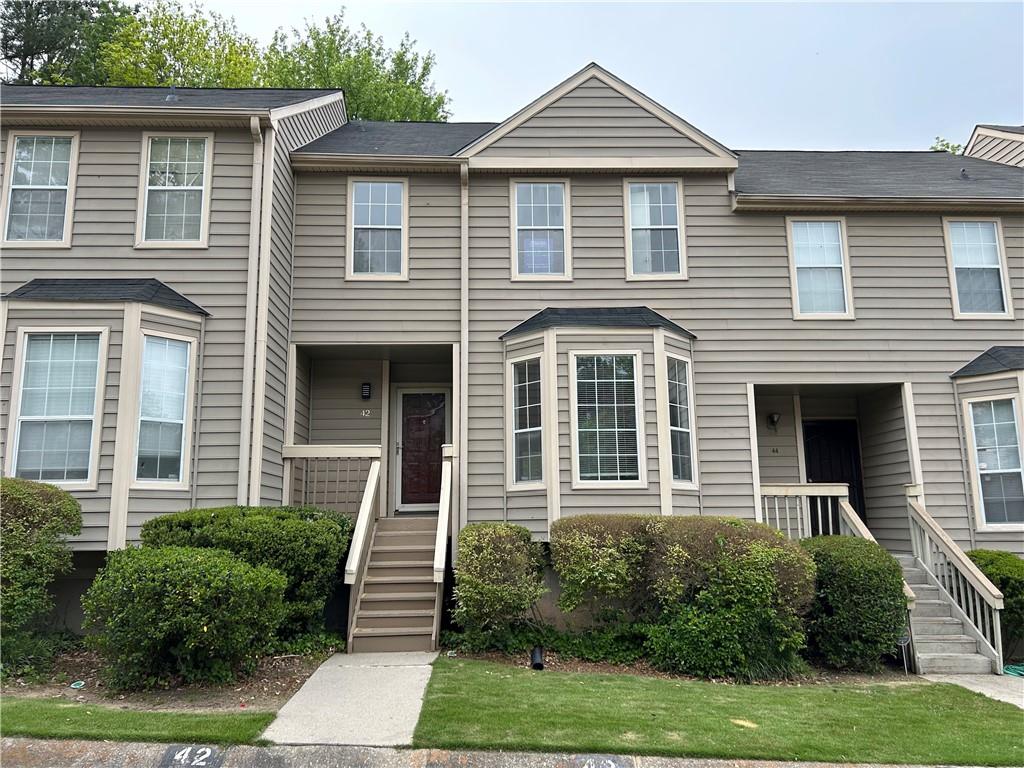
[1,84,341,92]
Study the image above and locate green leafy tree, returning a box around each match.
[261,12,450,120]
[931,136,963,154]
[1,0,137,84]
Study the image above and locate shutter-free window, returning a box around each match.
[575,354,641,482]
[970,398,1024,525]
[791,220,849,314]
[136,336,190,481]
[948,221,1007,314]
[512,358,542,483]
[667,356,693,483]
[14,332,100,482]
[5,135,74,241]
[514,182,566,276]
[628,182,681,275]
[351,180,404,275]
[143,136,207,241]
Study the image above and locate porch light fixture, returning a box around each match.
[767,412,782,431]
[361,382,372,400]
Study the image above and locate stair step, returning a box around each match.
[355,609,435,629]
[914,600,952,618]
[376,516,438,532]
[368,559,433,568]
[366,561,432,579]
[908,585,939,600]
[911,617,965,636]
[350,629,434,653]
[372,530,436,547]
[902,568,929,585]
[914,636,978,654]
[362,575,436,596]
[917,652,993,674]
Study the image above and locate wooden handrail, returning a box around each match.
[343,459,381,585]
[761,483,849,498]
[434,445,455,583]
[283,444,383,459]
[907,498,1003,607]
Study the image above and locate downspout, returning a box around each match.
[458,161,470,553]
[237,116,265,504]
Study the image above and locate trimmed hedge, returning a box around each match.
[453,523,546,642]
[140,505,353,636]
[83,546,286,690]
[801,536,906,671]
[0,478,82,675]
[969,549,1024,660]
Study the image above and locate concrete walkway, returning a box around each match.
[260,651,438,746]
[923,673,1024,708]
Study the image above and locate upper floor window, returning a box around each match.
[945,219,1012,319]
[511,180,571,279]
[967,397,1024,527]
[510,356,543,485]
[787,218,854,319]
[11,330,104,489]
[137,133,212,247]
[666,354,696,485]
[3,132,79,246]
[135,334,192,486]
[624,180,685,280]
[347,178,408,280]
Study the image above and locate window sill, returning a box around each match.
[39,480,98,492]
[511,275,573,282]
[952,312,1016,321]
[626,273,688,282]
[135,240,209,250]
[344,274,410,282]
[1,240,72,249]
[571,479,648,491]
[975,523,1024,533]
[792,313,856,321]
[130,480,190,492]
[671,481,699,492]
[507,481,546,492]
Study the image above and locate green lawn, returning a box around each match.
[0,697,274,745]
[414,658,1023,765]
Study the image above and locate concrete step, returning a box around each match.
[911,616,967,636]
[894,554,916,568]
[909,584,939,601]
[371,544,434,562]
[350,627,433,653]
[914,635,979,654]
[359,592,438,611]
[355,609,435,629]
[916,652,993,674]
[902,567,929,585]
[362,574,436,594]
[366,560,433,579]
[372,530,436,547]
[376,516,438,532]
[914,600,952,618]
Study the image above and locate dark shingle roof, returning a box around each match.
[3,278,209,316]
[295,120,497,156]
[951,347,1024,379]
[977,124,1024,135]
[501,307,695,340]
[734,150,1024,199]
[1,85,341,110]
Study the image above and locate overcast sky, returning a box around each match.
[204,1,1023,150]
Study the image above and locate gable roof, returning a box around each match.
[295,120,497,157]
[975,124,1024,136]
[0,84,342,111]
[3,278,209,316]
[500,307,696,340]
[951,346,1024,379]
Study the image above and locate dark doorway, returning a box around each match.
[803,419,866,519]
[398,391,448,509]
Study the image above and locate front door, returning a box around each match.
[395,389,449,512]
[803,419,866,517]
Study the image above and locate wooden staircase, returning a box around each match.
[349,515,440,653]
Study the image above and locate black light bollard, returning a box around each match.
[531,645,545,670]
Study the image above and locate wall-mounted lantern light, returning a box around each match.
[767,412,782,432]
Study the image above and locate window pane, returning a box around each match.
[971,398,1024,524]
[667,357,693,482]
[515,183,566,276]
[143,138,205,241]
[949,221,999,266]
[575,354,640,481]
[512,358,542,483]
[797,266,846,314]
[632,228,679,274]
[517,230,565,275]
[16,420,92,481]
[629,182,681,275]
[791,221,843,266]
[6,188,67,241]
[955,267,1005,314]
[136,337,189,481]
[136,421,184,480]
[351,181,404,274]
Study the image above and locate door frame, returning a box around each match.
[389,383,452,514]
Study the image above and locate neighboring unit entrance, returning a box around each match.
[393,387,451,513]
[803,419,866,517]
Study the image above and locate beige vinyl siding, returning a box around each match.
[258,103,347,505]
[856,386,913,552]
[1,307,124,549]
[967,133,1024,167]
[954,374,1023,553]
[291,172,462,345]
[756,395,801,485]
[477,77,716,159]
[309,359,383,445]
[504,335,547,535]
[0,126,256,546]
[293,347,311,446]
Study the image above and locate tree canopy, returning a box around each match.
[931,136,963,155]
[1,2,451,121]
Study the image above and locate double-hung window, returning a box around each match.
[625,180,684,279]
[945,219,1011,318]
[510,357,543,484]
[968,397,1024,526]
[3,132,78,245]
[787,218,854,318]
[347,178,408,279]
[135,335,192,485]
[666,355,695,484]
[139,134,212,246]
[12,331,103,486]
[571,352,645,486]
[511,180,570,279]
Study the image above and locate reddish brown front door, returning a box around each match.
[399,391,447,508]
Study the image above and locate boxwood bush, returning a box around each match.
[968,549,1024,660]
[83,546,286,689]
[140,505,353,636]
[0,478,82,676]
[452,523,545,645]
[800,536,905,670]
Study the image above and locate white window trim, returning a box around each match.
[785,216,856,320]
[665,350,699,491]
[505,351,546,492]
[568,348,648,490]
[5,326,109,492]
[942,217,1014,321]
[345,176,410,281]
[623,178,687,281]
[130,329,198,492]
[0,130,80,249]
[962,393,1024,532]
[135,131,214,249]
[509,178,573,281]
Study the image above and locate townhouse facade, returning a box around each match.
[1,65,1022,666]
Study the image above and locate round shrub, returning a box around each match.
[453,523,545,642]
[801,536,906,671]
[140,505,353,636]
[0,478,82,675]
[968,549,1024,660]
[82,546,286,689]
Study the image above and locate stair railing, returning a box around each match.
[343,458,382,586]
[906,495,1004,673]
[760,483,849,539]
[431,445,455,650]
